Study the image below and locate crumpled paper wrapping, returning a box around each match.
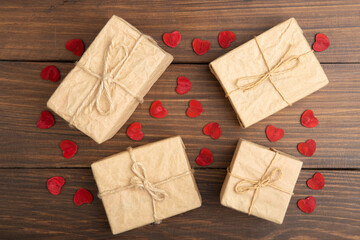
[220,139,302,224]
[47,15,173,144]
[91,136,202,234]
[209,18,329,128]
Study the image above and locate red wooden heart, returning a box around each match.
[37,111,55,129]
[127,122,143,141]
[74,188,93,206]
[176,76,192,94]
[40,65,60,82]
[312,33,330,52]
[218,31,236,48]
[266,125,284,142]
[301,110,318,128]
[297,196,316,213]
[47,176,65,195]
[307,172,325,190]
[196,148,213,166]
[298,139,316,157]
[60,140,77,158]
[162,31,181,48]
[186,100,203,118]
[66,39,84,56]
[150,100,167,118]
[192,38,211,55]
[203,122,221,140]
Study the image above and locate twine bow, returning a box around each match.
[226,36,313,106]
[69,35,146,125]
[98,147,192,224]
[227,150,293,215]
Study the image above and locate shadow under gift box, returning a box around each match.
[220,139,303,224]
[91,136,202,235]
[47,15,173,144]
[209,17,329,128]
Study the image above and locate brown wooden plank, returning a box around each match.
[0,169,358,239]
[0,62,359,168]
[0,0,359,63]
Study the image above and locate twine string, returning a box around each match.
[98,147,192,224]
[226,36,313,106]
[227,150,293,215]
[69,35,146,125]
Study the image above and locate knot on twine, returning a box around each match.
[97,147,193,225]
[70,36,146,125]
[130,161,168,202]
[226,35,313,106]
[228,150,293,215]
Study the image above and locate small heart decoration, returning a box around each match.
[60,140,77,158]
[127,122,143,141]
[37,111,55,129]
[297,196,316,213]
[192,38,211,55]
[176,76,192,94]
[298,139,316,157]
[312,33,330,52]
[74,188,93,206]
[218,31,236,48]
[66,38,85,56]
[301,110,319,128]
[47,176,65,195]
[186,100,203,118]
[40,65,60,82]
[162,31,181,48]
[203,122,221,140]
[196,148,213,166]
[150,100,167,118]
[266,125,284,142]
[307,172,325,190]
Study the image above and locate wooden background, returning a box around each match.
[0,0,359,239]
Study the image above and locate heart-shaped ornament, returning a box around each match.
[40,65,60,82]
[127,122,143,141]
[312,33,330,52]
[301,110,319,128]
[196,148,213,166]
[60,140,77,158]
[203,122,221,140]
[47,176,65,195]
[66,38,85,56]
[297,196,316,213]
[307,172,325,190]
[150,100,167,118]
[266,125,284,142]
[186,100,203,118]
[218,31,236,48]
[298,139,316,157]
[37,111,55,129]
[176,76,192,94]
[163,31,181,48]
[192,38,211,55]
[74,188,93,206]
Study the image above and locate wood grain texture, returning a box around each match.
[0,0,359,63]
[0,62,359,168]
[0,169,358,240]
[0,1,359,239]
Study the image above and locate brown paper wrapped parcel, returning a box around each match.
[220,139,302,224]
[209,18,329,128]
[47,15,173,144]
[91,136,202,234]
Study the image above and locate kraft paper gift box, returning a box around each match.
[91,136,202,234]
[47,15,173,144]
[209,18,329,128]
[220,139,303,224]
